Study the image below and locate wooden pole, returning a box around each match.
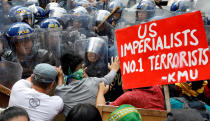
[97,6,120,30]
[163,85,171,113]
[0,84,11,96]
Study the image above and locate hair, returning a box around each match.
[0,106,30,121]
[32,74,53,90]
[191,80,204,91]
[65,103,102,121]
[60,52,84,75]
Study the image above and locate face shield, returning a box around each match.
[74,37,108,77]
[10,33,35,56]
[87,37,105,62]
[86,37,108,77]
[15,8,35,26]
[138,9,156,21]
[71,14,94,31]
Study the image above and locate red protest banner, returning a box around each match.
[115,11,210,89]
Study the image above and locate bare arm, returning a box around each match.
[55,66,64,86]
[96,82,109,106]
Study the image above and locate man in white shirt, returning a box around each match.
[9,63,64,121]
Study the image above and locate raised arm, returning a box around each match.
[94,56,120,85]
[96,82,109,106]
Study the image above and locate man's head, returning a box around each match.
[0,106,30,121]
[60,52,84,75]
[32,63,57,92]
[136,0,155,21]
[6,22,34,56]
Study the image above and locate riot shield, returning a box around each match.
[105,31,124,102]
[74,37,108,77]
[61,29,80,55]
[194,0,210,14]
[74,38,87,59]
[69,14,96,37]
[38,29,62,66]
[0,1,12,32]
[205,25,210,46]
[8,30,57,78]
[0,60,22,89]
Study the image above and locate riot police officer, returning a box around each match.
[6,22,52,78]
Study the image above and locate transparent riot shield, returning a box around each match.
[0,1,12,32]
[116,8,173,29]
[105,31,124,102]
[194,0,210,14]
[74,37,108,77]
[8,31,57,78]
[39,29,62,66]
[205,25,210,46]
[136,9,156,23]
[60,29,83,55]
[69,14,96,37]
[74,38,87,59]
[0,60,22,89]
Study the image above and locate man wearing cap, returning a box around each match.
[9,63,64,121]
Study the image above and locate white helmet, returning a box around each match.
[96,10,110,22]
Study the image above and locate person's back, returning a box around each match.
[55,53,120,116]
[9,63,64,121]
[109,86,165,110]
[165,109,205,121]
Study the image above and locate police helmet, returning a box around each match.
[96,10,110,22]
[108,0,123,12]
[6,22,34,44]
[72,6,88,16]
[40,18,61,29]
[13,7,34,26]
[170,0,194,12]
[8,5,23,22]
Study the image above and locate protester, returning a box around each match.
[170,81,210,120]
[107,104,141,121]
[9,63,64,121]
[96,82,165,110]
[65,103,102,121]
[165,109,205,121]
[6,22,54,78]
[55,53,120,116]
[0,106,30,121]
[204,80,210,105]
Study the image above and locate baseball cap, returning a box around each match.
[33,63,57,83]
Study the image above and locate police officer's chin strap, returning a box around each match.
[64,67,84,85]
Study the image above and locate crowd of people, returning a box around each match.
[0,0,210,121]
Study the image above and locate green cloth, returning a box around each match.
[71,69,83,80]
[107,105,141,121]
